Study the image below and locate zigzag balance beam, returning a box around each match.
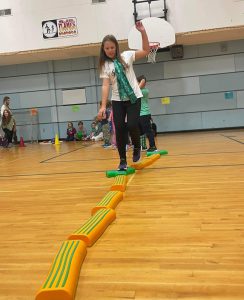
[130,153,160,170]
[91,191,123,215]
[36,240,87,300]
[146,149,168,157]
[110,175,127,192]
[106,166,135,178]
[68,208,116,246]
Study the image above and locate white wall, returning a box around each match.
[0,0,244,54]
[0,0,139,53]
[168,0,244,32]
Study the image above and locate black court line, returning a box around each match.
[2,162,244,178]
[148,162,244,171]
[42,149,244,164]
[0,169,105,178]
[40,143,95,163]
[44,157,117,163]
[168,150,244,156]
[220,134,244,145]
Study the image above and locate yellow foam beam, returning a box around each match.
[68,208,116,246]
[91,191,123,215]
[110,175,127,192]
[131,153,160,170]
[36,240,87,300]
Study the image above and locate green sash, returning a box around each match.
[113,59,137,104]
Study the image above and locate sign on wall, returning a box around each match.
[62,89,86,105]
[161,97,171,105]
[224,91,234,100]
[42,17,78,39]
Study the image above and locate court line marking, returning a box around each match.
[40,143,94,163]
[42,150,244,163]
[2,179,244,193]
[126,173,135,186]
[220,134,244,145]
[1,186,108,193]
[0,170,106,178]
[149,162,244,170]
[1,162,244,178]
[44,157,117,163]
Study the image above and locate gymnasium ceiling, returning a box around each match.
[0,25,244,66]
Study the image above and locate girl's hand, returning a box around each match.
[97,107,106,120]
[135,21,145,33]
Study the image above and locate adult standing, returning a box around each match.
[1,96,18,144]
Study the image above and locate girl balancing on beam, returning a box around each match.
[97,21,150,171]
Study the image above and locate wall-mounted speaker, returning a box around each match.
[171,45,184,59]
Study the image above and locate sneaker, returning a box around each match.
[141,146,147,152]
[147,146,157,152]
[103,144,112,148]
[117,159,127,171]
[133,148,141,163]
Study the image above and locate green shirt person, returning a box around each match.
[137,75,157,152]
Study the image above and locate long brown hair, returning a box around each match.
[98,35,127,71]
[2,109,12,126]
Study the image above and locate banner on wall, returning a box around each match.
[42,17,78,39]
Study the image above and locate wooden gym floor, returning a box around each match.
[1,129,244,300]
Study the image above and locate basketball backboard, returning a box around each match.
[128,17,175,50]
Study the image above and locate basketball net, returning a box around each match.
[147,42,160,63]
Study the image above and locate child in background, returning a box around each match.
[109,109,117,149]
[150,117,157,137]
[76,121,87,141]
[86,121,96,140]
[1,109,15,147]
[89,118,103,142]
[137,75,157,152]
[101,100,112,148]
[66,122,77,141]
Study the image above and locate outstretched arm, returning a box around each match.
[97,78,110,120]
[135,21,150,60]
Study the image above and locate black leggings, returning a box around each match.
[112,99,141,161]
[139,114,156,148]
[3,128,13,144]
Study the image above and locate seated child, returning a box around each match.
[89,118,103,142]
[66,122,76,141]
[100,100,112,148]
[76,121,88,141]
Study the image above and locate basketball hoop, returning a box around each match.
[147,42,160,63]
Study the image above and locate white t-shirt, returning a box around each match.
[1,104,8,116]
[1,104,13,117]
[100,51,143,101]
